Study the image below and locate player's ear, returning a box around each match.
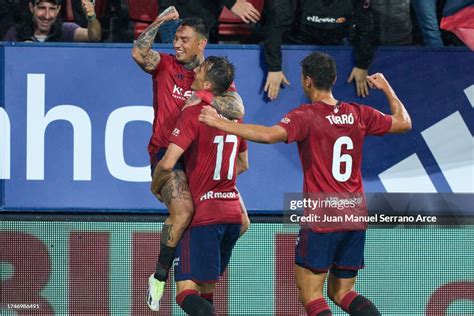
[203,80,213,92]
[198,38,208,50]
[303,76,312,89]
[29,2,34,13]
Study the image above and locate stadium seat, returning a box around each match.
[127,0,158,22]
[218,0,264,37]
[62,0,108,22]
[62,0,75,22]
[127,0,159,39]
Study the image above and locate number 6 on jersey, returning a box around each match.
[332,136,353,182]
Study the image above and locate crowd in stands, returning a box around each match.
[1,0,471,97]
[1,0,470,45]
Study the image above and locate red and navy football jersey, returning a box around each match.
[170,105,247,227]
[279,101,392,194]
[148,54,237,158]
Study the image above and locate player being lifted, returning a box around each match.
[199,52,411,316]
[152,56,248,315]
[131,6,249,311]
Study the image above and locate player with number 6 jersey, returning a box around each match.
[279,101,391,197]
[198,52,411,316]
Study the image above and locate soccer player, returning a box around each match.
[152,56,248,315]
[199,52,412,316]
[131,7,248,310]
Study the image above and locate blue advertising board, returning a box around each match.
[0,43,473,212]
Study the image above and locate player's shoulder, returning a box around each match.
[342,101,368,113]
[181,104,203,118]
[158,53,182,68]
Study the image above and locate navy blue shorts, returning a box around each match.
[174,224,241,283]
[295,229,366,278]
[150,147,185,176]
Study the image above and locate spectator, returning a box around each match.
[0,0,28,39]
[263,0,375,100]
[372,0,412,45]
[158,0,261,43]
[411,0,444,46]
[2,0,101,42]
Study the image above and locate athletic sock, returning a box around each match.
[154,243,176,281]
[201,292,214,304]
[340,291,381,316]
[305,297,332,316]
[176,289,216,316]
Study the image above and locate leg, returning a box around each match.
[173,225,223,315]
[327,272,380,316]
[295,265,332,316]
[294,229,337,315]
[176,280,215,316]
[329,231,380,315]
[152,169,194,280]
[200,283,216,304]
[147,168,194,311]
[237,191,250,237]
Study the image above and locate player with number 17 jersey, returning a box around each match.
[169,104,247,226]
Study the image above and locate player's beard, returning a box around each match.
[183,55,201,70]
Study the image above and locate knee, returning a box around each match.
[327,287,351,305]
[171,203,194,226]
[150,182,161,197]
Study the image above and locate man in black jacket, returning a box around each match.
[263,0,374,100]
[159,0,261,43]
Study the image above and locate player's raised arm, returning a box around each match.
[199,106,288,144]
[132,6,179,74]
[367,73,412,133]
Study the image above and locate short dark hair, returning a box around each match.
[202,56,235,96]
[30,0,62,5]
[179,17,209,39]
[300,52,337,91]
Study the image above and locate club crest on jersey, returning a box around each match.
[172,128,180,137]
[280,117,291,124]
[325,113,354,125]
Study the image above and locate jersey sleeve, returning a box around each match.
[278,107,310,143]
[236,118,248,152]
[152,53,173,78]
[239,139,248,153]
[360,105,393,136]
[169,108,198,151]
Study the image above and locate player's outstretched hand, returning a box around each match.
[347,67,369,98]
[199,106,221,127]
[367,73,391,92]
[264,71,291,100]
[157,6,180,23]
[231,0,261,23]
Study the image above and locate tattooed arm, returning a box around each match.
[212,91,245,120]
[183,90,245,120]
[132,6,179,74]
[150,143,185,202]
